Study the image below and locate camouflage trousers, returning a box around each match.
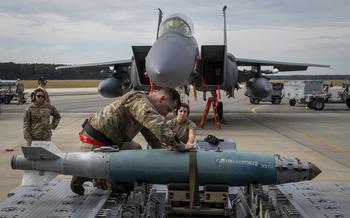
[17,92,24,104]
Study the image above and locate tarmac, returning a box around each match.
[0,87,350,202]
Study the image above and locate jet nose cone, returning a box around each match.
[308,162,322,180]
[146,33,197,88]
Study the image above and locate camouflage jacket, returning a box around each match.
[87,91,185,150]
[23,102,61,141]
[16,82,24,93]
[167,118,196,144]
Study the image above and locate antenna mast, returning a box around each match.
[156,8,163,39]
[223,5,227,49]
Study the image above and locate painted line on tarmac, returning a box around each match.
[251,105,267,114]
[253,109,350,153]
[270,117,350,153]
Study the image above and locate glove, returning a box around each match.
[70,176,91,195]
[204,134,221,145]
[93,178,111,190]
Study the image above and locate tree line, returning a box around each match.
[0,62,110,80]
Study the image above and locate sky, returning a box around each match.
[1,0,350,74]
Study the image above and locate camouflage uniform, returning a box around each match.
[80,90,185,151]
[23,102,61,146]
[15,81,24,104]
[72,91,185,195]
[167,118,196,144]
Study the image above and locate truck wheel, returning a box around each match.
[4,96,12,104]
[272,98,281,105]
[250,98,260,105]
[312,99,324,111]
[289,99,296,106]
[346,99,350,109]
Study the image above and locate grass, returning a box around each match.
[329,80,347,86]
[21,80,100,88]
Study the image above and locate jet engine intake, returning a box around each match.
[246,77,272,99]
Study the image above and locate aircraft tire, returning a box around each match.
[289,99,296,106]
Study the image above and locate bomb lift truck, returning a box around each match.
[305,82,350,110]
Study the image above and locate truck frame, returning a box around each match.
[305,82,350,110]
[0,80,27,104]
[285,80,324,107]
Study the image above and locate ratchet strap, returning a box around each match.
[189,150,199,209]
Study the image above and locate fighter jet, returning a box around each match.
[56,6,329,101]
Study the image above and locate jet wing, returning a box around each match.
[55,59,132,74]
[267,74,350,81]
[236,58,330,82]
[236,58,330,71]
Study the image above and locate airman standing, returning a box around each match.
[23,88,61,146]
[15,78,24,105]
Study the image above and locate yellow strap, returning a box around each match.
[189,151,199,209]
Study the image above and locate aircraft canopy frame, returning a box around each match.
[159,13,194,37]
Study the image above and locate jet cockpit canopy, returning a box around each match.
[159,13,194,37]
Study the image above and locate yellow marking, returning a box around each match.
[251,106,350,153]
[251,105,266,114]
[267,116,350,153]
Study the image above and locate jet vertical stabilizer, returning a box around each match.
[131,46,152,88]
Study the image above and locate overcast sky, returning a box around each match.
[1,0,349,74]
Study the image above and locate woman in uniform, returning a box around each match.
[23,88,61,146]
[167,103,196,147]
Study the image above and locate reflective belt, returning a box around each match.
[81,119,117,147]
[79,133,105,147]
